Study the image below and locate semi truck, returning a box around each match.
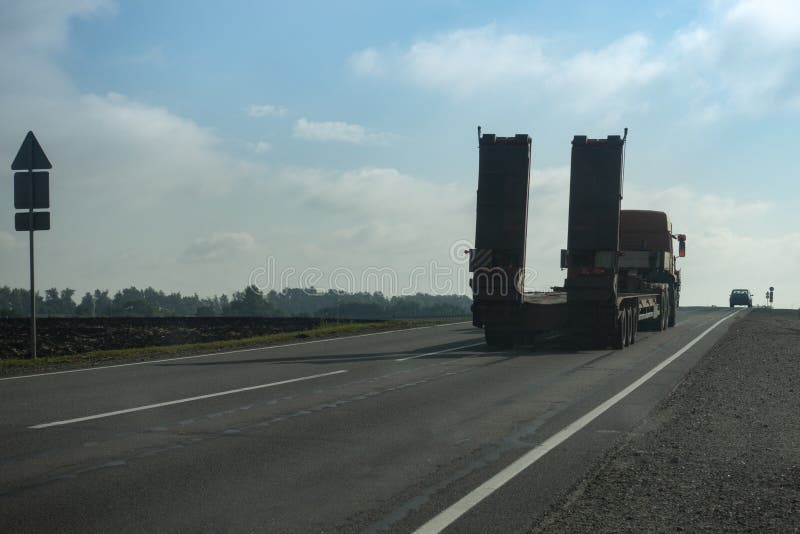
[469,131,686,349]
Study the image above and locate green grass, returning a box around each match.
[0,318,470,372]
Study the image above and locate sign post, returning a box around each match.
[11,131,52,359]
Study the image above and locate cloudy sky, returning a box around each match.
[0,0,798,307]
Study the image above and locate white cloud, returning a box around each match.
[401,26,548,95]
[247,104,287,117]
[0,0,115,54]
[4,91,246,197]
[181,232,256,263]
[665,0,800,118]
[351,25,547,97]
[723,0,800,48]
[287,166,469,218]
[349,47,384,76]
[293,118,390,144]
[0,231,15,252]
[556,33,665,111]
[350,25,662,112]
[247,140,272,153]
[271,166,474,292]
[352,4,800,121]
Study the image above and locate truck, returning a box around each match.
[469,131,686,349]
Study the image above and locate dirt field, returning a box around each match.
[534,308,800,532]
[0,317,372,359]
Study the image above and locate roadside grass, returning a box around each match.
[0,317,470,372]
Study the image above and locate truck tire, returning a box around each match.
[485,329,513,348]
[668,288,677,327]
[613,309,627,349]
[625,307,633,347]
[660,293,669,331]
[630,306,638,345]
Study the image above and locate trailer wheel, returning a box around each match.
[485,329,514,348]
[623,307,632,347]
[614,309,627,349]
[629,306,638,345]
[668,287,677,327]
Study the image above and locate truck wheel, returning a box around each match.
[630,306,638,345]
[485,329,513,348]
[614,310,627,350]
[625,307,633,347]
[668,288,677,327]
[660,293,669,331]
[485,329,499,347]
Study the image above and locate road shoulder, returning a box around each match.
[533,308,800,532]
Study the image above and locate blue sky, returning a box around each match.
[1,0,798,307]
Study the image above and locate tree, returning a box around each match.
[75,292,94,316]
[59,288,76,316]
[227,285,275,316]
[44,288,60,316]
[93,290,112,316]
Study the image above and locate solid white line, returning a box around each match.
[395,342,486,362]
[29,369,348,429]
[413,310,741,534]
[435,321,472,327]
[1,322,473,382]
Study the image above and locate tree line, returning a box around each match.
[0,286,471,319]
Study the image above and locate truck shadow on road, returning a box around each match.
[149,339,488,367]
[149,333,619,368]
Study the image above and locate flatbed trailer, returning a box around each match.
[470,131,675,348]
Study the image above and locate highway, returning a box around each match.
[0,307,739,533]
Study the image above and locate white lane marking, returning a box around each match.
[436,321,472,327]
[395,342,486,362]
[29,370,348,429]
[413,310,741,533]
[1,322,469,382]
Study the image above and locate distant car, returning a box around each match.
[729,289,752,308]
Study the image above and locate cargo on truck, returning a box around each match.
[469,130,686,349]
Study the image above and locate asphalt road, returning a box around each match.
[0,307,741,533]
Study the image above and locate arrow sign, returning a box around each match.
[11,131,52,170]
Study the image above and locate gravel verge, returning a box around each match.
[533,308,800,533]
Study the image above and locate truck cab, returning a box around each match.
[618,210,684,326]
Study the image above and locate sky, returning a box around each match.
[0,0,798,307]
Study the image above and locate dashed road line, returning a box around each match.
[29,370,347,429]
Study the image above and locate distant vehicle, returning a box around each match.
[729,289,752,308]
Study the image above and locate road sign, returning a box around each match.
[10,130,53,359]
[14,211,50,231]
[14,172,49,209]
[11,131,52,170]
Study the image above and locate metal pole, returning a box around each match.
[28,167,36,359]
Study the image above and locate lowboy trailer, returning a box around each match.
[469,131,686,349]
